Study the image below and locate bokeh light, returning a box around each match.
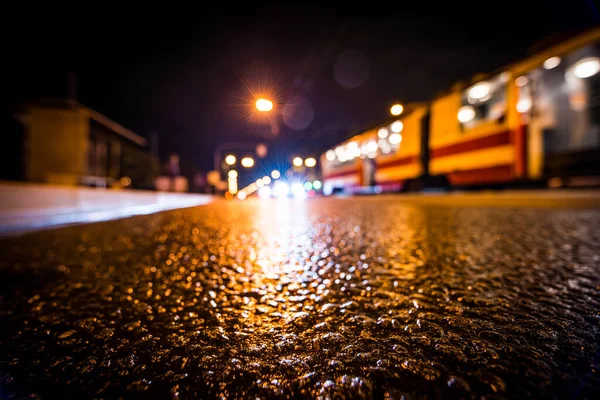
[241,157,255,168]
[225,155,236,165]
[390,104,403,116]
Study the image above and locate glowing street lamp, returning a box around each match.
[304,157,317,168]
[293,157,303,167]
[390,104,404,116]
[241,157,254,168]
[225,154,236,165]
[256,98,274,112]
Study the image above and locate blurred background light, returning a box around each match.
[457,106,476,123]
[390,104,404,116]
[304,157,317,167]
[574,57,600,78]
[225,155,236,165]
[517,98,532,113]
[515,76,529,87]
[389,133,402,145]
[256,143,268,158]
[228,170,238,178]
[241,157,254,168]
[304,181,313,191]
[273,181,290,197]
[543,56,561,70]
[262,176,271,185]
[378,128,389,138]
[468,82,490,100]
[391,121,403,133]
[120,176,131,187]
[326,150,335,161]
[291,182,306,198]
[367,140,378,153]
[258,186,271,198]
[293,157,303,167]
[271,170,281,179]
[313,180,322,190]
[237,191,247,200]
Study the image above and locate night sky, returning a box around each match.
[4,1,599,173]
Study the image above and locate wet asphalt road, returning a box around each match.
[0,195,599,399]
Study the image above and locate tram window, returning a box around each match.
[459,74,507,130]
[529,44,600,155]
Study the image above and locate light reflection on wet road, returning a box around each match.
[0,196,599,399]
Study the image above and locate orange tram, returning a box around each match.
[321,28,600,194]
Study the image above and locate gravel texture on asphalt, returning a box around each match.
[0,196,599,399]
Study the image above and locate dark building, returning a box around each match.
[1,100,158,189]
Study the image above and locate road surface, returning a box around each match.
[1,194,599,398]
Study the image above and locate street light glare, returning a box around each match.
[304,157,317,168]
[271,170,281,179]
[225,155,236,165]
[241,157,255,168]
[390,104,404,116]
[293,157,303,167]
[256,98,274,112]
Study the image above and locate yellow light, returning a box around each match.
[293,157,303,167]
[256,178,264,187]
[241,157,254,168]
[304,157,317,168]
[326,150,335,161]
[262,176,271,185]
[256,98,274,112]
[225,155,236,165]
[120,176,132,187]
[228,170,238,178]
[237,191,247,200]
[271,170,281,179]
[390,104,403,116]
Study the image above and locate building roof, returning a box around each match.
[24,99,148,147]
